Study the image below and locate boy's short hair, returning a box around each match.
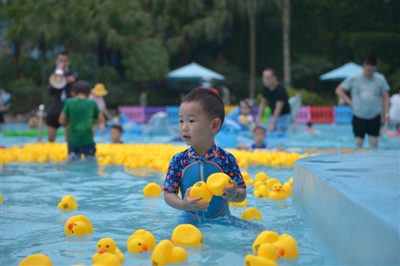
[111,125,123,133]
[181,88,225,129]
[71,80,91,95]
[253,125,266,134]
[363,57,377,66]
[57,51,69,57]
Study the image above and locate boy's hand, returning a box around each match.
[183,187,209,211]
[222,180,238,201]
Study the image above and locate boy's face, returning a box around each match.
[240,104,251,115]
[110,128,122,142]
[253,129,267,144]
[178,101,219,152]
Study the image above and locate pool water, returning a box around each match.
[1,162,337,266]
[1,123,398,265]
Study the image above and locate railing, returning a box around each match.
[118,105,354,124]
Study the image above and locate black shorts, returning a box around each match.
[46,113,61,128]
[68,142,96,157]
[352,114,381,138]
[0,112,4,123]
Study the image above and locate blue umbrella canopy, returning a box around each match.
[166,62,225,81]
[319,62,363,82]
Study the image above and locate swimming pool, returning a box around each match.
[1,162,338,265]
[1,123,398,265]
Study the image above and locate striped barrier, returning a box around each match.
[118,105,355,124]
[144,106,166,123]
[118,106,145,124]
[296,106,311,124]
[334,106,353,124]
[166,106,180,123]
[310,106,334,124]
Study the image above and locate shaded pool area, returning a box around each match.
[293,150,400,265]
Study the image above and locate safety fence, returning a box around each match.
[118,105,353,124]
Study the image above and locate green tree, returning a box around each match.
[292,54,332,91]
[63,0,152,82]
[4,0,65,84]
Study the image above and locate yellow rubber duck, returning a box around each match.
[92,252,121,266]
[127,229,156,253]
[253,185,269,198]
[254,172,269,182]
[171,224,203,246]
[282,181,292,196]
[268,184,287,200]
[229,198,248,207]
[252,230,280,253]
[254,181,265,190]
[206,172,234,196]
[19,254,52,266]
[273,234,299,259]
[189,181,213,203]
[241,207,262,221]
[244,254,277,266]
[143,182,162,197]
[289,177,293,184]
[57,195,78,210]
[151,239,187,265]
[64,215,94,236]
[0,193,2,204]
[258,243,283,261]
[242,171,254,186]
[93,238,124,264]
[266,178,280,190]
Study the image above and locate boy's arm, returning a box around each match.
[164,189,208,211]
[94,112,105,125]
[222,180,246,202]
[59,113,67,126]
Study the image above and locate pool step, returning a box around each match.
[293,150,400,265]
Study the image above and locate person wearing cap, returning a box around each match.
[89,83,113,134]
[46,51,78,142]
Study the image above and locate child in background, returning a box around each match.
[59,80,104,161]
[303,122,320,134]
[163,88,246,222]
[110,125,123,143]
[90,83,113,134]
[238,100,255,131]
[236,126,277,151]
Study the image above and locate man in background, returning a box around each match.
[335,57,390,148]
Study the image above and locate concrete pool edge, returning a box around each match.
[292,150,400,265]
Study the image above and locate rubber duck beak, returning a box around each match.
[68,223,74,231]
[98,248,108,254]
[142,243,148,251]
[276,188,281,192]
[279,247,284,257]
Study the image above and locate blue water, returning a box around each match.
[1,163,335,266]
[1,123,398,265]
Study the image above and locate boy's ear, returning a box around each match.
[211,118,222,133]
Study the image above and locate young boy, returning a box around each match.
[110,125,123,143]
[163,88,246,221]
[59,80,104,161]
[236,126,272,150]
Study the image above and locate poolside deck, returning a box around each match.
[293,150,400,265]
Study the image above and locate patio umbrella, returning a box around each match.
[319,62,363,82]
[166,62,225,81]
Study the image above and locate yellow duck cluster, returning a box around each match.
[243,171,293,200]
[1,143,310,171]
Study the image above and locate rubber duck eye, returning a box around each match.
[106,245,109,248]
[74,223,77,226]
[71,231,74,233]
[138,243,141,246]
[98,244,100,248]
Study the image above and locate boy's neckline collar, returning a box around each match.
[188,144,219,159]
